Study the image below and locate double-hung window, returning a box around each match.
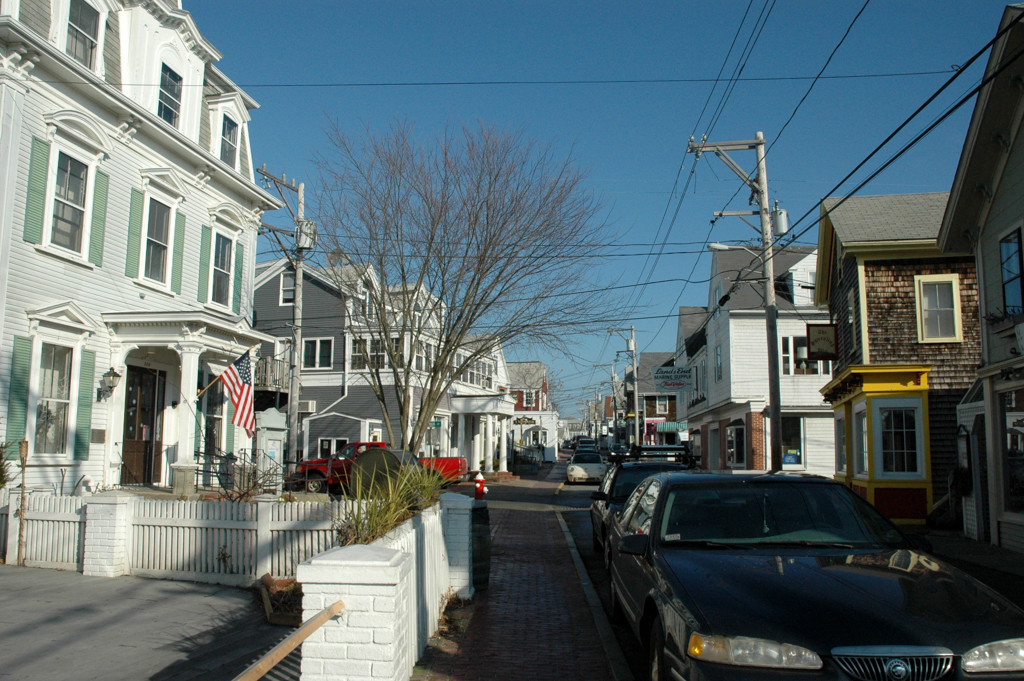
[280,271,296,305]
[158,64,183,127]
[915,274,961,342]
[303,338,333,369]
[351,339,368,370]
[144,198,171,284]
[51,152,89,253]
[1002,229,1024,316]
[714,346,722,382]
[210,232,233,307]
[35,343,74,455]
[66,0,99,69]
[220,116,239,167]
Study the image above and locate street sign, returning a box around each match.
[513,417,537,425]
[430,420,442,427]
[651,366,692,392]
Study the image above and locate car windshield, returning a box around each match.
[573,453,603,464]
[659,482,907,548]
[611,466,687,503]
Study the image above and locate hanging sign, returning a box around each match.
[651,366,693,392]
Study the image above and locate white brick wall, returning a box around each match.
[441,493,473,598]
[82,492,133,577]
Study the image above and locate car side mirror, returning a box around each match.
[619,533,650,556]
[591,491,607,501]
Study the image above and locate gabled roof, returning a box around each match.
[714,246,817,311]
[507,361,547,389]
[677,306,706,352]
[253,258,366,296]
[823,192,948,244]
[939,4,1024,252]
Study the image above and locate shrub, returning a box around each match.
[334,462,446,546]
[0,443,9,490]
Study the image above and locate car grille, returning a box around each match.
[832,647,954,681]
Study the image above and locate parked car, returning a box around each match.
[589,459,697,563]
[566,452,606,484]
[607,472,1024,681]
[288,442,466,493]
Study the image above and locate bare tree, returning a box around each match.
[311,121,617,454]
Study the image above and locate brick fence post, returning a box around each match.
[297,544,413,681]
[440,492,474,599]
[82,491,133,577]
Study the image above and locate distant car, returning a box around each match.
[589,459,697,562]
[576,437,596,451]
[609,444,629,456]
[566,452,606,484]
[607,472,1024,681]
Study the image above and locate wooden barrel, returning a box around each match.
[472,502,490,591]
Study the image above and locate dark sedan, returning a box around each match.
[607,472,1024,680]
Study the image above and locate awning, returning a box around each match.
[656,421,687,433]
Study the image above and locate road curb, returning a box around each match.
[556,510,635,681]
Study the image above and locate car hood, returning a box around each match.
[661,547,1024,653]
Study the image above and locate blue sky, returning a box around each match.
[188,1,1013,417]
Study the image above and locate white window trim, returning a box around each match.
[51,0,114,76]
[25,329,88,460]
[206,228,237,310]
[656,395,669,415]
[136,172,184,291]
[714,345,722,382]
[279,271,296,306]
[914,273,963,343]
[39,119,107,263]
[853,401,868,479]
[303,337,334,370]
[872,397,925,481]
[205,93,250,172]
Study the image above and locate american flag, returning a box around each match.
[221,350,255,437]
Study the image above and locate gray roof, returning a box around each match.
[628,352,675,394]
[823,192,949,244]
[508,361,547,388]
[715,246,816,311]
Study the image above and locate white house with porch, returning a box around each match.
[0,0,280,494]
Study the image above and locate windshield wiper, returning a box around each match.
[661,539,755,550]
[756,540,856,549]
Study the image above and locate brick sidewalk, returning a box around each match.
[445,506,615,681]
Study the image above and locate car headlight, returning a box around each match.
[963,638,1024,672]
[688,633,822,670]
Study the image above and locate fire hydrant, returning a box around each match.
[474,472,488,500]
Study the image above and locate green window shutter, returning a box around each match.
[5,336,32,456]
[74,350,95,460]
[232,242,245,314]
[198,225,211,303]
[125,188,143,278]
[171,212,185,294]
[23,136,50,245]
[225,400,235,454]
[88,171,109,266]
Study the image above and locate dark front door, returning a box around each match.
[120,366,166,485]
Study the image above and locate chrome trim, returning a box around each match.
[831,647,954,681]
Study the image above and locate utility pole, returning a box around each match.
[609,326,641,447]
[688,131,783,471]
[258,167,317,474]
[594,363,620,446]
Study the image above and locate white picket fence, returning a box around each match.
[2,489,346,584]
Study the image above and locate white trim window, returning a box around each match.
[280,271,296,305]
[873,397,924,479]
[158,63,183,128]
[524,391,536,408]
[656,395,669,415]
[915,274,962,343]
[66,0,100,69]
[143,196,173,284]
[220,116,239,167]
[209,230,235,307]
[853,403,868,476]
[835,413,847,474]
[50,150,90,253]
[714,345,723,382]
[34,342,75,455]
[303,338,333,370]
[781,336,831,375]
[1000,227,1024,316]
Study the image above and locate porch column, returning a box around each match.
[471,416,482,472]
[499,417,508,472]
[484,414,495,473]
[458,413,466,462]
[172,342,203,496]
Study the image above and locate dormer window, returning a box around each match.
[66,0,99,69]
[158,64,183,127]
[220,116,239,166]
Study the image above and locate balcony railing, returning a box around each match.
[254,357,288,390]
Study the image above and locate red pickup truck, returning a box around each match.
[290,442,468,493]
